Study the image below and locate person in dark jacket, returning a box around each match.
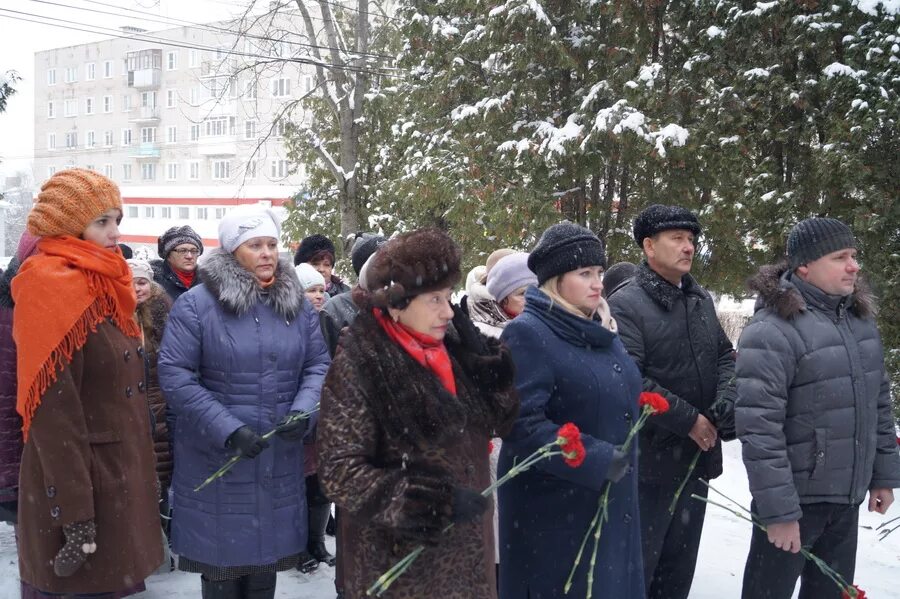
[319,232,385,354]
[607,204,736,599]
[151,225,203,301]
[318,228,519,599]
[0,232,39,526]
[736,217,900,599]
[499,222,644,599]
[158,206,330,599]
[601,261,637,299]
[294,233,351,297]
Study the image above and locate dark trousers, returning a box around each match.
[640,476,708,599]
[741,502,858,599]
[200,572,276,599]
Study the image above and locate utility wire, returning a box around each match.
[0,8,402,78]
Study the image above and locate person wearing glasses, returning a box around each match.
[152,226,204,301]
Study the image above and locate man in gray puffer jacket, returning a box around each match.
[736,217,900,599]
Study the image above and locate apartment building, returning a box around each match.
[33,22,312,251]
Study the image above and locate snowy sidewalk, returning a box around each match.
[1,442,898,598]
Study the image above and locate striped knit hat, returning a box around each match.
[27,168,122,238]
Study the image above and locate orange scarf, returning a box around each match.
[12,236,140,441]
[373,309,457,396]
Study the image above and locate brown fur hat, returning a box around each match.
[364,228,462,309]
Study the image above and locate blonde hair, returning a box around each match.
[540,275,592,319]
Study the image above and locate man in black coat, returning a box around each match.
[151,226,203,301]
[608,204,736,599]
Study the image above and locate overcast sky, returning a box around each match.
[0,0,248,181]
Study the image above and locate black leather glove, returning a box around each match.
[393,473,453,545]
[451,304,489,355]
[605,448,630,483]
[709,397,736,442]
[54,519,97,577]
[275,411,309,442]
[450,487,489,524]
[226,426,270,459]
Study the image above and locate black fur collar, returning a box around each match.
[0,256,19,310]
[635,262,706,311]
[199,249,306,321]
[747,260,875,319]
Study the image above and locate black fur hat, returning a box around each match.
[365,228,462,308]
[633,204,701,247]
[294,234,336,266]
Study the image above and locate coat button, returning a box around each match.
[623,513,632,524]
[46,486,56,498]
[613,363,623,373]
[50,506,60,519]
[817,451,825,459]
[626,466,634,475]
[123,349,131,362]
[138,381,146,393]
[624,412,632,421]
[137,346,145,358]
[125,386,133,398]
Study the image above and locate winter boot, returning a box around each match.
[200,575,242,599]
[297,550,319,574]
[308,502,337,567]
[326,511,336,536]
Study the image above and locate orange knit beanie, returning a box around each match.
[27,168,122,238]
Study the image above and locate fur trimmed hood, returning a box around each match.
[747,260,875,320]
[135,283,171,354]
[199,248,306,321]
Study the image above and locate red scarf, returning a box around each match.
[373,309,457,396]
[173,267,195,289]
[12,236,140,441]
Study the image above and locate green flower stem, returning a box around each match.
[668,449,702,514]
[877,514,900,541]
[366,440,567,597]
[194,405,320,492]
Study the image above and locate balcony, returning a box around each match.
[201,58,239,78]
[130,142,160,160]
[197,137,238,156]
[126,49,162,89]
[129,106,160,122]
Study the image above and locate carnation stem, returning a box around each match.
[668,449,702,514]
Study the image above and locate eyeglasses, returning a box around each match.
[172,248,200,256]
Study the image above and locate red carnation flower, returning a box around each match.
[488,440,495,454]
[557,423,586,468]
[639,391,670,415]
[841,585,866,599]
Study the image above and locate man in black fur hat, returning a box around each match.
[735,217,900,599]
[608,204,737,599]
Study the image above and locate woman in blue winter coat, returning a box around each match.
[498,222,645,599]
[158,206,331,599]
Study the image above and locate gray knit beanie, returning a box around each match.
[787,217,857,269]
[487,253,537,302]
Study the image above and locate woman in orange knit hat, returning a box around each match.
[12,168,163,598]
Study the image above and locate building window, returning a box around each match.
[204,116,235,137]
[271,78,290,97]
[141,164,156,181]
[86,63,95,81]
[189,87,200,105]
[85,130,95,148]
[144,206,155,218]
[47,132,56,150]
[166,162,178,181]
[212,160,230,180]
[122,164,132,180]
[64,99,76,117]
[127,205,138,218]
[103,60,113,78]
[246,160,257,178]
[244,81,258,99]
[196,207,209,219]
[65,131,77,148]
[85,164,95,172]
[122,95,131,112]
[166,51,178,70]
[215,207,227,219]
[121,129,132,146]
[166,89,177,108]
[104,130,113,147]
[302,75,314,94]
[47,69,57,85]
[190,124,200,141]
[178,206,190,218]
[141,91,157,108]
[160,207,172,218]
[48,165,57,177]
[188,49,199,68]
[85,97,94,115]
[47,101,55,118]
[273,120,287,137]
[104,164,113,178]
[103,95,113,113]
[244,121,256,139]
[271,159,290,179]
[141,127,157,143]
[188,161,200,180]
[166,126,177,144]
[64,67,77,83]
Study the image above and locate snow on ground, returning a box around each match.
[0,442,898,597]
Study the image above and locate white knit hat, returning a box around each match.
[127,258,153,282]
[487,252,537,302]
[294,262,326,290]
[218,205,281,252]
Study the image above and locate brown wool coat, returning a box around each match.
[318,309,519,599]
[17,321,164,594]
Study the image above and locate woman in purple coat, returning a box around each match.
[158,206,330,599]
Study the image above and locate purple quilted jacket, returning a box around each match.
[0,259,24,505]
